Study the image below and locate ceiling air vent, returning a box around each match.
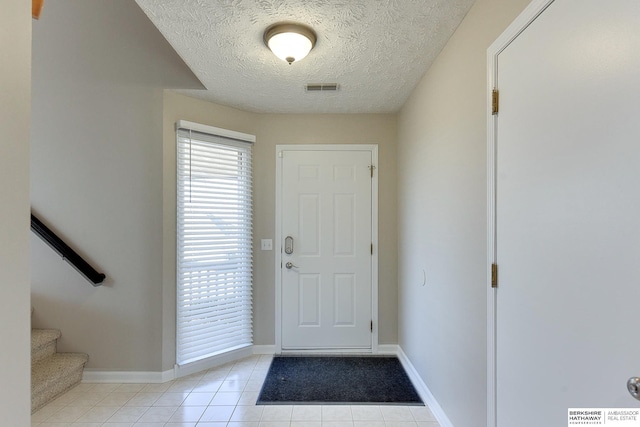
[305,83,339,92]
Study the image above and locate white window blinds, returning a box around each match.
[176,122,254,366]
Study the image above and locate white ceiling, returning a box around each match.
[135,0,476,114]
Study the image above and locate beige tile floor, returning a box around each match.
[32,354,441,427]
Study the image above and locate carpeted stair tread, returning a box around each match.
[32,352,88,412]
[30,309,90,413]
[32,329,61,348]
[32,352,88,390]
[32,329,62,364]
[31,329,61,362]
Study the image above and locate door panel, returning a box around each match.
[299,274,320,326]
[281,150,372,349]
[334,274,356,326]
[495,1,640,424]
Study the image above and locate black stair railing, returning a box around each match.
[30,213,106,286]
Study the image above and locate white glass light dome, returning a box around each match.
[264,23,317,65]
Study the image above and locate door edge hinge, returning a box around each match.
[491,263,498,288]
[368,164,376,178]
[492,89,499,115]
[370,320,373,332]
[371,243,373,255]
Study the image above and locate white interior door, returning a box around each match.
[494,1,640,424]
[279,148,373,350]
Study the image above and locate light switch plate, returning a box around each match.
[261,239,273,251]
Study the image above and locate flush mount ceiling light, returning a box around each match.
[264,23,317,65]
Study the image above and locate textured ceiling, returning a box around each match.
[135,0,476,114]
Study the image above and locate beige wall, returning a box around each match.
[254,113,399,346]
[396,0,531,425]
[162,92,398,368]
[0,1,31,423]
[30,0,201,371]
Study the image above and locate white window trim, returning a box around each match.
[175,120,255,369]
[176,120,256,144]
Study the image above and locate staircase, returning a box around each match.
[31,327,88,413]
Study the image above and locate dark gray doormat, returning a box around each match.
[257,356,423,405]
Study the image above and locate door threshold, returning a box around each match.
[279,348,373,355]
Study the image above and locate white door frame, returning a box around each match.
[486,1,555,426]
[275,144,379,354]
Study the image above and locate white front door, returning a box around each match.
[278,147,374,350]
[493,0,640,424]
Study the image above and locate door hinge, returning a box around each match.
[491,263,498,288]
[370,320,373,332]
[371,243,373,255]
[492,89,499,115]
[369,165,376,178]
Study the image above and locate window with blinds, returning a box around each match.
[176,121,254,366]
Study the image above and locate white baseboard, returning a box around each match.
[377,344,398,355]
[397,346,454,427]
[174,345,254,379]
[81,343,392,383]
[83,345,255,383]
[82,369,174,384]
[252,345,276,355]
